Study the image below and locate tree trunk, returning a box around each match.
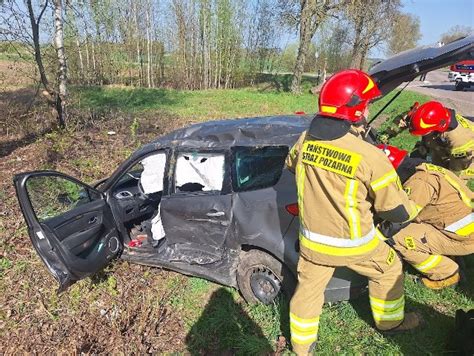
[146,4,152,88]
[76,38,85,83]
[291,1,315,94]
[26,0,51,93]
[350,15,364,68]
[53,0,67,128]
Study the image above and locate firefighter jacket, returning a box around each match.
[423,113,474,175]
[404,163,474,239]
[286,130,418,266]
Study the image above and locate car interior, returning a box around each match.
[111,150,226,248]
[175,152,225,193]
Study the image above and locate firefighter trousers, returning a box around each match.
[392,222,474,281]
[289,242,404,355]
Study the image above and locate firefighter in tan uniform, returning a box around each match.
[378,145,474,289]
[406,101,474,181]
[286,69,421,355]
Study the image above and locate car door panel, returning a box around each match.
[47,203,104,240]
[14,171,121,292]
[161,194,232,248]
[160,149,232,261]
[62,223,103,255]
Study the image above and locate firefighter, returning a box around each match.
[406,101,474,181]
[286,69,421,355]
[378,144,474,289]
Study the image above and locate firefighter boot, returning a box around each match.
[421,271,460,290]
[379,312,422,335]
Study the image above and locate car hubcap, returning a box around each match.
[249,266,281,304]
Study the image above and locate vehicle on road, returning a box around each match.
[14,35,473,304]
[448,60,474,91]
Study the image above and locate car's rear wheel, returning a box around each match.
[237,249,295,304]
[455,80,464,91]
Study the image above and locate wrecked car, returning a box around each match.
[14,35,473,304]
[14,115,366,304]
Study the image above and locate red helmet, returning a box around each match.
[376,144,408,169]
[408,101,451,136]
[318,69,382,122]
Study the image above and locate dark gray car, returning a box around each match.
[14,115,367,303]
[14,36,473,304]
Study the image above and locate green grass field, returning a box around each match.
[2,82,473,354]
[73,85,473,353]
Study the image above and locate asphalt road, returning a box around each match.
[406,70,474,116]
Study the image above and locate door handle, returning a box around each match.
[206,211,225,217]
[89,216,98,224]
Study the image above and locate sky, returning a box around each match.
[368,0,473,58]
[402,0,474,46]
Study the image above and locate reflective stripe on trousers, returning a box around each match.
[290,313,319,345]
[299,226,379,256]
[414,255,442,272]
[369,295,405,322]
[444,213,474,236]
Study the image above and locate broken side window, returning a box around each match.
[175,152,225,193]
[232,146,288,192]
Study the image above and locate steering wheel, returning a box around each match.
[137,179,162,202]
[137,179,148,198]
[127,172,140,180]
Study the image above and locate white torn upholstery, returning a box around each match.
[140,153,166,194]
[175,153,225,191]
[151,205,165,241]
[140,153,167,241]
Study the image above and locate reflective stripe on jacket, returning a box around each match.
[403,163,474,238]
[286,130,417,263]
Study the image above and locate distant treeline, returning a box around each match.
[0,0,427,91]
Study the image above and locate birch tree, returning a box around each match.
[53,0,67,127]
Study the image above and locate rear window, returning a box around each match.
[232,146,289,192]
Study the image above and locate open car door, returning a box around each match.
[13,171,122,292]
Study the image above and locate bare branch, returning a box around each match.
[37,0,50,25]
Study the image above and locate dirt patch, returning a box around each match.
[0,59,36,90]
[0,104,200,353]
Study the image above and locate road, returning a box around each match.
[406,70,474,116]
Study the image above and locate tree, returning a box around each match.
[52,0,67,127]
[0,0,68,128]
[280,0,343,94]
[25,0,50,96]
[313,19,351,75]
[344,0,401,70]
[387,12,421,56]
[440,25,473,45]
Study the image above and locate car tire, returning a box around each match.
[455,80,464,91]
[237,249,296,304]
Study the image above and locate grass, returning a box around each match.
[2,78,472,354]
[166,266,474,354]
[74,85,319,120]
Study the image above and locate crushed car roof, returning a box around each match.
[151,115,311,149]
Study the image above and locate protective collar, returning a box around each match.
[308,115,359,140]
[396,157,426,183]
